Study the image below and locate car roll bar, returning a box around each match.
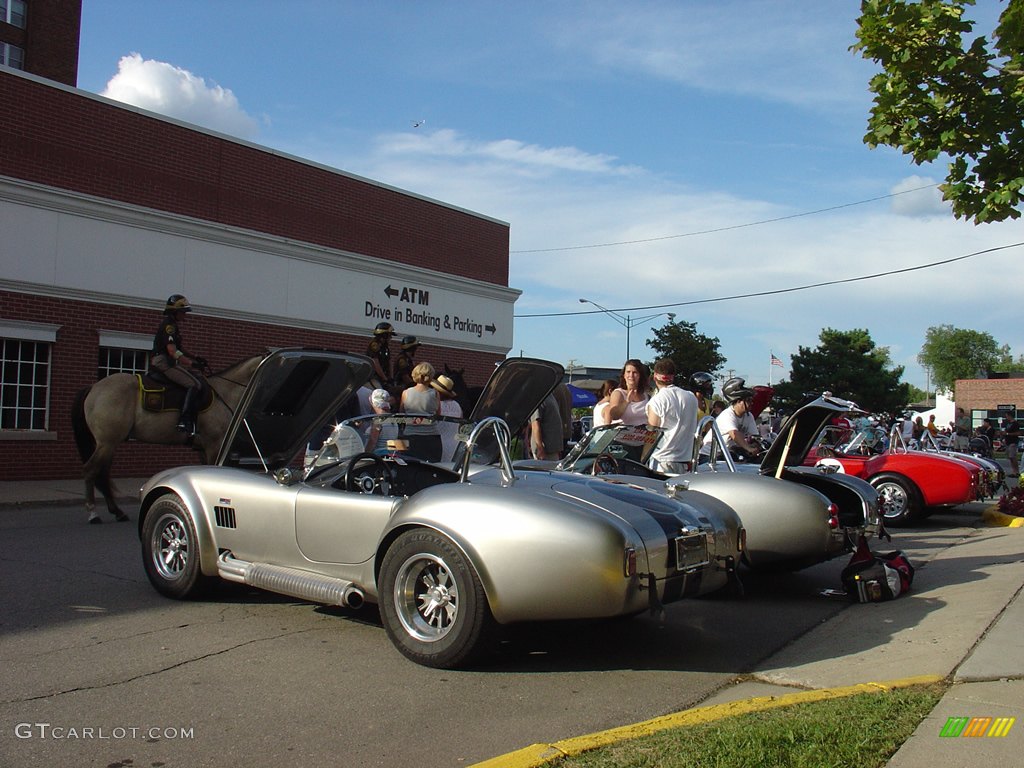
[693,415,737,473]
[459,416,516,484]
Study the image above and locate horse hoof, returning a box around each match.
[114,513,130,522]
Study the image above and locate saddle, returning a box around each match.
[137,372,213,414]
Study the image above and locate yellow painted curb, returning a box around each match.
[982,506,1024,527]
[470,675,944,768]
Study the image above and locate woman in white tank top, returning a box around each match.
[605,360,651,426]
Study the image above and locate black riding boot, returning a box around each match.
[177,386,199,436]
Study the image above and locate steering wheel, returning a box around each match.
[591,452,620,475]
[345,452,391,494]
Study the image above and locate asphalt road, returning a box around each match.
[0,502,979,768]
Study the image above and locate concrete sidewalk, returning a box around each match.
[0,476,147,510]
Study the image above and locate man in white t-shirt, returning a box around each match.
[701,377,762,460]
[646,358,699,474]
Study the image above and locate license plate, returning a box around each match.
[675,532,709,571]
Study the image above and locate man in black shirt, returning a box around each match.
[1003,415,1021,476]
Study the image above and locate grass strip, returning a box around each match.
[549,680,947,768]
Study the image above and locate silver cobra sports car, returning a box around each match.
[523,394,881,571]
[138,349,744,669]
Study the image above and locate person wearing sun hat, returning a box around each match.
[432,374,464,461]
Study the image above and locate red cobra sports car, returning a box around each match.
[804,418,983,525]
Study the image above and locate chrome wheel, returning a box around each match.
[870,474,920,525]
[151,512,191,581]
[393,552,460,643]
[141,493,215,599]
[379,529,493,668]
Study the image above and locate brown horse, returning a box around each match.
[71,353,265,523]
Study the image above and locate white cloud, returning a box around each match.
[889,176,950,217]
[375,129,637,176]
[101,53,259,139]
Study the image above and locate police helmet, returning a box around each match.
[690,371,714,398]
[165,294,192,313]
[722,376,755,404]
[401,335,420,350]
[373,322,394,336]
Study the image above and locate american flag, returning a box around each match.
[771,353,784,367]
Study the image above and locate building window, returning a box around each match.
[0,338,51,431]
[98,347,149,379]
[97,331,152,379]
[1,0,27,29]
[0,42,25,70]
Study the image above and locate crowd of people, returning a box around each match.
[525,356,761,471]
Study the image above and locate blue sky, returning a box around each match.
[76,0,1023,391]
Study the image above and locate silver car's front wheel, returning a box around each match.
[141,494,215,599]
[379,529,493,668]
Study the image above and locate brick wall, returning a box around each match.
[0,291,501,480]
[0,71,509,284]
[955,378,1024,421]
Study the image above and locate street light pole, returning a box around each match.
[578,298,675,360]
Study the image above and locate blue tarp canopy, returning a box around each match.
[567,383,598,408]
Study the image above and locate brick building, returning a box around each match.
[0,0,80,85]
[1,6,518,480]
[955,375,1024,430]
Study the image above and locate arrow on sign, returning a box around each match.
[485,324,497,335]
[384,285,400,299]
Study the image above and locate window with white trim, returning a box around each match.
[97,331,151,379]
[1,0,27,28]
[0,42,24,70]
[1,320,59,432]
[1,339,51,431]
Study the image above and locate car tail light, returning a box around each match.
[624,547,637,577]
[737,527,746,553]
[827,502,840,530]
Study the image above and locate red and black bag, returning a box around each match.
[840,536,914,602]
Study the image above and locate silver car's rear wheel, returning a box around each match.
[379,529,493,668]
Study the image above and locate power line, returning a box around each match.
[515,242,1024,319]
[510,185,939,254]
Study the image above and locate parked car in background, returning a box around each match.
[806,419,983,525]
[138,350,744,669]
[520,394,881,572]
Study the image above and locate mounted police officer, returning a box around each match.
[366,322,395,389]
[393,335,421,390]
[150,294,207,436]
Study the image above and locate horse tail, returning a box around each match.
[71,387,96,463]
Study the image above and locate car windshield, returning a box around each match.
[305,413,481,473]
[561,424,663,468]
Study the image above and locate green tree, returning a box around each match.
[646,318,726,384]
[772,329,909,414]
[918,324,1011,390]
[854,0,1024,222]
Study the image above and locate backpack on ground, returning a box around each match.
[840,536,914,603]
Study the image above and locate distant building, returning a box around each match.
[955,373,1024,431]
[0,0,81,86]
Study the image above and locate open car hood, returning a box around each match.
[760,394,864,474]
[466,357,565,464]
[217,348,374,470]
